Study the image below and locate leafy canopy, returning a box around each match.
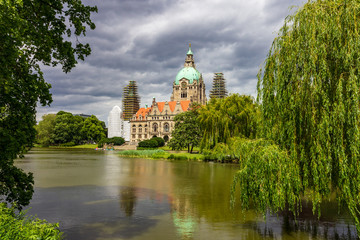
[0,0,97,207]
[231,0,360,232]
[168,106,201,153]
[198,94,259,150]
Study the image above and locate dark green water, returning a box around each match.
[15,148,357,240]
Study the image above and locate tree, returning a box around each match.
[233,0,360,232]
[53,111,84,145]
[198,94,259,150]
[0,0,97,208]
[81,115,106,143]
[35,114,56,146]
[168,107,201,153]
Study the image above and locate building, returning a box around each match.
[108,106,123,138]
[122,81,140,121]
[107,105,130,141]
[209,72,228,99]
[130,44,206,143]
[171,44,207,105]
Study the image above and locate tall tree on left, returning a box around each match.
[0,0,97,208]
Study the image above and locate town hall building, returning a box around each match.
[130,44,207,143]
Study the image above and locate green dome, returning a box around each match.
[175,67,200,85]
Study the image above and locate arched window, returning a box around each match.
[164,123,169,132]
[132,124,136,133]
[153,123,158,132]
[139,124,142,133]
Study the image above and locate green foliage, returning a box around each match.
[98,137,125,147]
[35,114,56,146]
[111,137,125,146]
[0,0,96,207]
[198,94,260,150]
[81,115,106,143]
[152,137,165,147]
[168,107,201,153]
[208,137,301,215]
[119,149,165,158]
[0,203,63,239]
[255,0,360,232]
[138,139,159,148]
[53,111,84,145]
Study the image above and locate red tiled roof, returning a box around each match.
[180,100,191,111]
[135,101,191,118]
[168,101,176,112]
[135,107,151,120]
[157,102,165,112]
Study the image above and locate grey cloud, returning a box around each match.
[37,0,306,124]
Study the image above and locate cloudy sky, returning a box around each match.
[37,0,305,125]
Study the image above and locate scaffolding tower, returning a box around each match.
[122,81,140,121]
[209,73,228,99]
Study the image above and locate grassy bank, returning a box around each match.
[118,149,204,161]
[33,144,98,149]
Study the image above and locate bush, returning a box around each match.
[98,137,125,147]
[0,203,63,239]
[152,137,165,147]
[138,139,159,148]
[111,137,125,146]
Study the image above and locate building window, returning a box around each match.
[132,128,136,133]
[145,128,147,132]
[132,134,135,138]
[144,135,147,138]
[139,124,142,133]
[153,123,158,132]
[164,123,169,132]
[138,134,142,138]
[181,92,187,98]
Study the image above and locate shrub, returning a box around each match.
[98,137,125,147]
[138,139,159,148]
[110,137,125,146]
[0,203,63,239]
[152,137,165,147]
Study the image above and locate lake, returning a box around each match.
[15,148,357,239]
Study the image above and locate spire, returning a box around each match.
[184,44,195,68]
[187,43,193,55]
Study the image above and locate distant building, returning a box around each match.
[122,81,140,121]
[170,44,207,105]
[108,106,123,138]
[130,44,206,143]
[209,72,228,99]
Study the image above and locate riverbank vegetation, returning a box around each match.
[0,0,97,237]
[165,0,360,234]
[118,149,204,161]
[36,111,106,147]
[0,203,63,239]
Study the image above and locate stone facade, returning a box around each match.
[130,44,206,143]
[130,99,190,143]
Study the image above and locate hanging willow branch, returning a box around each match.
[254,0,360,232]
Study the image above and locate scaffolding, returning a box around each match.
[122,81,140,121]
[209,73,228,99]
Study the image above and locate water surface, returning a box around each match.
[16,148,357,239]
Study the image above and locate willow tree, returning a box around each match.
[198,94,259,149]
[245,0,360,231]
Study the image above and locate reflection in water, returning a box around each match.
[120,186,137,217]
[16,149,359,240]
